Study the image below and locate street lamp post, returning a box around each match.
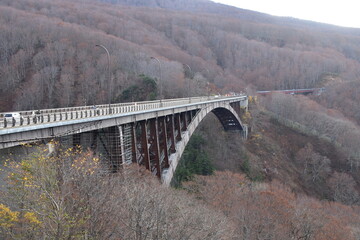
[95,44,112,114]
[150,57,162,100]
[183,63,192,99]
[206,82,210,98]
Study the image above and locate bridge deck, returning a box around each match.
[0,96,238,130]
[0,95,247,147]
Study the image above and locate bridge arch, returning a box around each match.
[162,102,247,185]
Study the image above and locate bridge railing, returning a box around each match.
[0,95,246,129]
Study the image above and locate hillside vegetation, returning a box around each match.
[2,0,360,239]
[1,0,360,112]
[1,146,359,239]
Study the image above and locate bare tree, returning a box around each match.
[328,172,359,205]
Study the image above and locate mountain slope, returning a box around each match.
[1,0,360,112]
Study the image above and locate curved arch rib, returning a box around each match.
[162,101,246,185]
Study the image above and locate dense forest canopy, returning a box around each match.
[1,0,360,115]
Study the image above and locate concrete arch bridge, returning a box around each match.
[0,96,248,185]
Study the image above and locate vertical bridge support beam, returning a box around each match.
[149,119,161,178]
[168,115,176,154]
[140,120,150,171]
[159,117,169,169]
[131,123,138,164]
[175,113,182,141]
[118,125,125,164]
[181,112,188,131]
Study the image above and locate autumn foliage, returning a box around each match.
[184,171,360,239]
[0,144,231,239]
[1,0,360,112]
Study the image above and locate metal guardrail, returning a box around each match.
[0,95,247,129]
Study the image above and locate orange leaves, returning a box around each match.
[185,171,359,239]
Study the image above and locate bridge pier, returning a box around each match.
[103,126,123,172]
[140,120,151,171]
[159,117,170,169]
[175,113,182,141]
[130,123,137,164]
[167,115,176,154]
[149,119,161,177]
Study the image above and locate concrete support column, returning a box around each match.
[140,120,150,170]
[181,112,188,131]
[149,119,161,178]
[168,115,176,153]
[131,123,138,164]
[187,111,192,126]
[159,117,169,168]
[175,113,182,141]
[118,125,125,164]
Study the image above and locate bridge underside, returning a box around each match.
[59,110,198,176]
[212,108,243,131]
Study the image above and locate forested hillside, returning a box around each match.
[2,0,360,239]
[1,0,360,113]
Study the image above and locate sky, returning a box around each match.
[211,0,360,29]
